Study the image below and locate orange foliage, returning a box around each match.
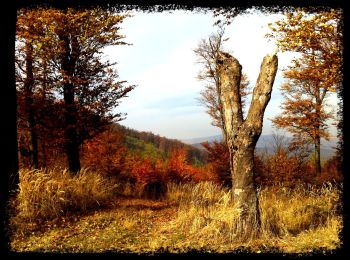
[201,141,231,186]
[166,148,218,184]
[268,10,342,176]
[256,149,306,186]
[81,127,127,177]
[130,158,167,186]
[127,147,217,189]
[255,148,342,187]
[318,156,343,183]
[167,148,193,183]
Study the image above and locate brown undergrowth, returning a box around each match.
[9,169,343,254]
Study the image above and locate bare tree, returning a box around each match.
[194,27,250,143]
[217,51,278,239]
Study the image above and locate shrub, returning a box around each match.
[201,141,231,187]
[167,148,219,184]
[16,168,116,221]
[81,127,127,177]
[130,158,168,200]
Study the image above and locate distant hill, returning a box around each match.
[182,135,222,145]
[114,123,207,165]
[184,134,337,161]
[125,135,167,160]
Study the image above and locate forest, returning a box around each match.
[5,5,344,255]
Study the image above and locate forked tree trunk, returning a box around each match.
[217,52,278,240]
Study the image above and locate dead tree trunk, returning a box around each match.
[217,52,278,239]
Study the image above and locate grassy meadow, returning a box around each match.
[8,168,343,254]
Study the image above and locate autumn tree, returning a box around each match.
[194,27,250,142]
[15,9,44,169]
[81,124,127,177]
[217,52,278,239]
[201,140,230,186]
[15,7,135,173]
[256,132,313,186]
[267,9,342,176]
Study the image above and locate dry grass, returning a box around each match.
[15,168,117,221]
[152,181,343,253]
[9,177,343,254]
[259,183,342,238]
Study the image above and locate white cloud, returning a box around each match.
[107,10,340,140]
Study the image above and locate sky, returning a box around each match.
[103,9,339,145]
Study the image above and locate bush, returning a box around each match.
[167,148,219,184]
[141,181,167,200]
[129,157,168,200]
[81,127,127,177]
[16,168,116,221]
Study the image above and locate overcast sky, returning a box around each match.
[103,9,339,144]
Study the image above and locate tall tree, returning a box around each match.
[267,9,342,176]
[194,27,250,142]
[16,9,43,169]
[15,7,135,173]
[217,52,278,239]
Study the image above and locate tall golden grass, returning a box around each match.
[11,169,342,253]
[16,168,117,221]
[160,181,342,252]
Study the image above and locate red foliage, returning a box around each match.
[130,158,167,186]
[167,148,193,183]
[254,148,343,187]
[201,141,231,186]
[166,147,219,184]
[81,127,127,177]
[317,156,343,183]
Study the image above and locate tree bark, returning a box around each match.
[60,32,80,174]
[314,82,322,176]
[24,39,39,169]
[315,133,321,176]
[217,52,278,240]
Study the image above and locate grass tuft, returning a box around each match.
[15,168,117,221]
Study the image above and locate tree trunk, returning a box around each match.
[24,39,39,169]
[60,32,80,174]
[63,83,80,173]
[217,52,278,240]
[315,134,321,176]
[231,137,261,238]
[314,82,322,176]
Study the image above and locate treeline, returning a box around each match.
[203,140,342,188]
[78,124,216,199]
[114,124,207,165]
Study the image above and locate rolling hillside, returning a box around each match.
[183,134,337,161]
[114,123,208,165]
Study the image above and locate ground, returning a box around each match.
[10,197,180,253]
[9,183,342,255]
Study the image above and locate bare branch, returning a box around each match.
[245,54,278,132]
